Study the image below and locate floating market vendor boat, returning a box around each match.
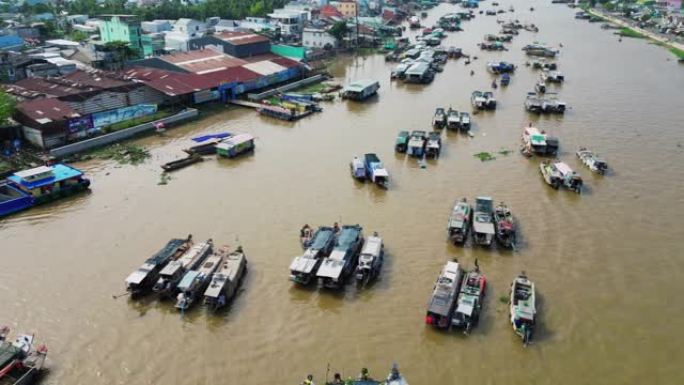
[521,126,559,156]
[539,160,562,189]
[395,131,410,153]
[355,232,384,286]
[452,262,486,334]
[0,163,90,218]
[426,132,441,158]
[153,240,213,299]
[350,156,367,180]
[175,252,223,311]
[407,131,427,158]
[494,202,516,248]
[204,246,247,311]
[576,147,608,174]
[432,108,447,128]
[447,198,472,245]
[447,108,461,130]
[472,197,495,247]
[290,226,336,285]
[510,273,536,345]
[317,224,364,289]
[364,154,390,188]
[459,112,471,131]
[425,260,463,329]
[216,133,255,158]
[0,330,48,385]
[540,161,582,192]
[125,236,193,297]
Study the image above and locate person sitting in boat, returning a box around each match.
[302,374,315,385]
[331,373,344,385]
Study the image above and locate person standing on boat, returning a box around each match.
[333,222,340,233]
[302,374,315,385]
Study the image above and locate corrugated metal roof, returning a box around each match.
[124,67,216,96]
[242,61,286,76]
[198,66,261,84]
[215,31,270,46]
[16,97,80,123]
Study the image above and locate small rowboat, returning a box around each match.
[161,154,203,172]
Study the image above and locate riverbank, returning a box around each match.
[586,7,684,60]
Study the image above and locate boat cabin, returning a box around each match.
[355,234,384,284]
[395,131,410,152]
[317,225,363,289]
[216,133,255,158]
[473,197,495,246]
[204,249,247,310]
[341,80,380,101]
[448,200,471,244]
[350,157,367,180]
[426,261,462,329]
[407,131,427,157]
[290,227,336,284]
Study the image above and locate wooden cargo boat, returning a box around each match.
[175,253,223,311]
[510,273,536,345]
[395,131,410,153]
[290,226,336,285]
[125,236,193,297]
[152,240,213,298]
[451,263,486,333]
[494,202,516,248]
[447,199,471,245]
[432,108,447,128]
[407,131,427,158]
[204,246,247,311]
[364,154,389,188]
[426,132,441,158]
[472,197,495,247]
[576,147,608,174]
[425,260,462,329]
[317,225,364,289]
[355,233,384,286]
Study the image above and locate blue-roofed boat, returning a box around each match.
[175,252,223,311]
[0,163,90,218]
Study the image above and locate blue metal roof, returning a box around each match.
[8,164,83,190]
[0,35,24,50]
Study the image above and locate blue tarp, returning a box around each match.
[0,35,24,50]
[191,133,231,143]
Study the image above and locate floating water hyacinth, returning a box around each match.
[474,152,496,161]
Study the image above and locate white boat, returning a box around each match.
[576,147,608,174]
[204,246,247,311]
[472,197,495,246]
[175,253,223,311]
[510,273,536,345]
[425,260,463,329]
[290,226,336,285]
[355,233,384,286]
[521,126,558,156]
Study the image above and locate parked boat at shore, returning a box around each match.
[125,236,193,297]
[355,232,384,286]
[317,224,364,289]
[425,260,463,329]
[183,137,224,156]
[472,197,495,247]
[576,148,608,174]
[175,252,223,311]
[153,240,213,299]
[494,202,516,248]
[0,163,90,218]
[510,273,536,345]
[447,199,472,245]
[452,262,486,334]
[0,330,48,385]
[290,226,336,285]
[204,246,247,311]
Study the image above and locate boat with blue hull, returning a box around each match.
[0,163,90,218]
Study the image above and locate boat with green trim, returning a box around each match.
[0,163,90,217]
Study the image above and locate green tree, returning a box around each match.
[0,90,16,126]
[70,30,89,42]
[329,21,349,41]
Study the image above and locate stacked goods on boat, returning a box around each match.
[355,232,384,287]
[426,260,463,329]
[510,273,537,345]
[125,236,194,297]
[432,108,447,128]
[471,91,497,110]
[472,197,495,247]
[289,226,336,285]
[153,240,213,299]
[576,147,608,174]
[521,126,559,156]
[204,246,247,311]
[0,163,90,218]
[340,80,380,101]
[407,131,427,158]
[451,262,486,334]
[447,199,472,245]
[0,328,48,385]
[317,225,364,289]
[540,161,583,193]
[425,132,442,158]
[216,133,255,158]
[494,202,516,248]
[525,92,566,114]
[175,251,224,311]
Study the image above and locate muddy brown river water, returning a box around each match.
[2,1,684,384]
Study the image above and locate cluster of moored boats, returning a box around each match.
[350,154,390,188]
[426,260,537,345]
[0,327,47,385]
[162,132,256,172]
[290,224,384,289]
[124,235,247,312]
[447,197,516,248]
[395,130,442,159]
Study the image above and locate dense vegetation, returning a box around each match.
[64,0,289,21]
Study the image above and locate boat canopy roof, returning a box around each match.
[216,133,254,149]
[335,225,362,251]
[310,227,334,250]
[159,260,182,276]
[9,164,83,189]
[178,270,200,291]
[554,162,574,176]
[290,255,318,273]
[343,79,378,93]
[456,296,476,316]
[125,263,154,285]
[406,62,430,75]
[146,238,186,265]
[361,236,382,257]
[428,261,460,316]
